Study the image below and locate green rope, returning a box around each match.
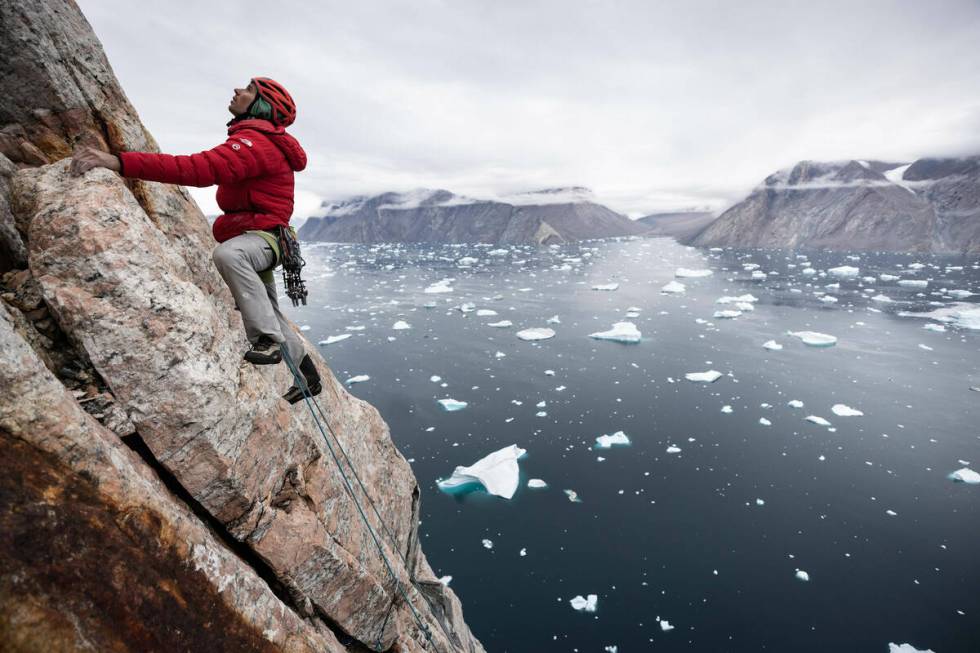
[281,350,437,652]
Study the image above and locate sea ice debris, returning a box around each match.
[437,444,527,499]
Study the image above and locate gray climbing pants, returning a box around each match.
[212,233,305,365]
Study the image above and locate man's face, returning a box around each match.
[229,81,257,116]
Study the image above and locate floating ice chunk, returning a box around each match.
[589,322,641,343]
[319,334,352,345]
[659,619,674,632]
[717,294,758,305]
[872,294,893,303]
[713,310,742,319]
[437,444,527,499]
[949,468,980,484]
[886,509,897,516]
[666,445,682,454]
[570,594,598,612]
[759,418,772,426]
[787,331,837,347]
[763,340,783,351]
[430,375,442,383]
[828,266,859,278]
[685,370,722,383]
[458,302,476,313]
[675,267,713,278]
[488,248,508,256]
[923,323,946,332]
[517,327,556,341]
[520,548,527,557]
[439,575,452,586]
[544,369,555,376]
[802,268,816,275]
[947,289,974,299]
[476,309,498,316]
[661,280,686,294]
[832,404,864,417]
[795,570,810,582]
[908,263,925,269]
[564,489,582,503]
[805,415,832,427]
[487,320,513,328]
[527,478,548,489]
[721,405,733,413]
[592,283,620,291]
[819,295,838,304]
[880,273,899,281]
[393,320,411,330]
[494,351,506,359]
[437,398,468,412]
[595,431,631,449]
[898,279,928,288]
[756,498,765,506]
[546,315,561,324]
[888,644,935,653]
[424,278,454,293]
[898,303,980,330]
[345,375,370,385]
[604,646,618,653]
[482,539,494,549]
[299,325,311,331]
[457,256,478,267]
[787,400,804,408]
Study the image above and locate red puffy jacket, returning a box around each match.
[119,119,307,243]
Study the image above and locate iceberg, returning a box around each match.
[685,370,722,383]
[564,489,582,503]
[659,619,674,632]
[923,323,945,332]
[721,405,733,413]
[763,340,783,351]
[795,570,810,582]
[805,415,832,427]
[487,320,513,328]
[759,417,772,426]
[589,322,641,343]
[516,327,556,341]
[424,278,454,294]
[437,398,468,412]
[458,302,476,313]
[393,320,411,330]
[716,294,758,304]
[456,256,478,267]
[949,468,980,484]
[787,331,837,347]
[527,478,548,489]
[476,309,498,316]
[666,445,682,453]
[675,267,713,278]
[713,310,742,319]
[569,594,598,612]
[828,266,859,278]
[345,375,370,385]
[787,400,804,408]
[482,539,494,549]
[888,645,935,653]
[594,431,631,449]
[880,274,899,281]
[661,280,686,294]
[546,315,561,324]
[898,303,980,330]
[592,283,620,291]
[832,404,863,417]
[319,334,351,345]
[898,279,928,288]
[872,294,893,303]
[436,444,527,499]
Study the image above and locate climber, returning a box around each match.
[69,77,321,404]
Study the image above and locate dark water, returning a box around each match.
[282,238,980,653]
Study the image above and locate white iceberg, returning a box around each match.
[949,468,980,484]
[482,539,494,549]
[832,404,863,417]
[345,375,370,385]
[458,302,476,313]
[516,327,556,341]
[871,294,893,303]
[424,278,454,294]
[393,320,411,330]
[592,283,620,291]
[546,315,561,324]
[675,267,713,278]
[564,489,582,503]
[569,594,598,612]
[787,331,838,347]
[763,340,783,351]
[437,398,468,412]
[787,400,804,408]
[487,320,513,328]
[805,415,832,427]
[589,322,641,344]
[795,570,810,582]
[713,310,742,319]
[595,431,631,449]
[666,445,682,454]
[319,334,352,345]
[659,619,674,632]
[436,444,527,499]
[527,478,548,489]
[898,279,928,288]
[898,303,980,330]
[685,370,722,383]
[828,266,859,278]
[661,280,686,294]
[716,294,758,304]
[476,309,498,317]
[888,645,935,653]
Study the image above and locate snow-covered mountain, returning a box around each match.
[299,187,647,245]
[690,156,980,253]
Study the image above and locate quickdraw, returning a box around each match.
[276,225,308,306]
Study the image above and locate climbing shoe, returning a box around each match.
[244,336,282,365]
[283,354,322,404]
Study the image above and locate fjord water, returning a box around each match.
[283,237,979,653]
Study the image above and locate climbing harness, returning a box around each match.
[281,350,447,652]
[276,225,308,307]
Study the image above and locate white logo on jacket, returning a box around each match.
[231,142,241,151]
[238,138,253,147]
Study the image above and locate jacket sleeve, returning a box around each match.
[118,134,270,187]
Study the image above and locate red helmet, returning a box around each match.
[252,77,296,127]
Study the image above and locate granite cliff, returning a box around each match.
[690,157,980,253]
[299,187,647,245]
[0,1,485,651]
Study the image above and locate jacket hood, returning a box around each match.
[228,119,307,172]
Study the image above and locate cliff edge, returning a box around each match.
[0,1,485,651]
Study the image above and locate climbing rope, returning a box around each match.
[280,350,440,652]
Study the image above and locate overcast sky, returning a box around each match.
[79,0,980,218]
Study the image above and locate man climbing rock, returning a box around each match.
[70,77,321,403]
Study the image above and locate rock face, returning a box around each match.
[690,157,980,253]
[0,1,485,651]
[299,187,647,245]
[636,211,717,243]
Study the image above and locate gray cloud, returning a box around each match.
[79,0,980,217]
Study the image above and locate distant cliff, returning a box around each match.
[0,2,484,651]
[299,187,647,244]
[690,157,980,253]
[636,211,717,243]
